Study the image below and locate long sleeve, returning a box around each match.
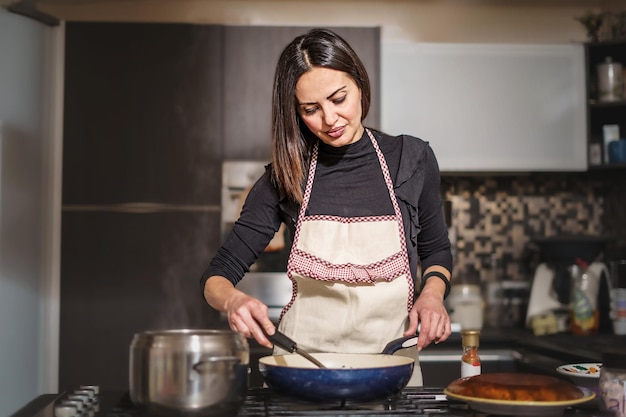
[200,169,283,288]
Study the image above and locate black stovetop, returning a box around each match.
[237,387,462,416]
[12,386,608,417]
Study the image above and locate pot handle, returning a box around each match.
[192,356,241,373]
[381,334,419,355]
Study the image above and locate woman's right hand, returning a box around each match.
[224,290,276,348]
[204,276,276,349]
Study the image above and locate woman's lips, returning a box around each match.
[326,126,345,139]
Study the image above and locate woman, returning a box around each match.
[201,28,453,386]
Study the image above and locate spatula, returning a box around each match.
[264,330,327,368]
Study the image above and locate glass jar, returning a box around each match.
[599,348,626,417]
[447,285,484,330]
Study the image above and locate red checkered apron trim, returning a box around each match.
[282,129,414,320]
[289,248,408,283]
[304,214,397,223]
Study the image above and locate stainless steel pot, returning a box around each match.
[129,329,249,416]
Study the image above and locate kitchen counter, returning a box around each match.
[428,327,625,362]
[513,332,625,362]
[404,328,626,386]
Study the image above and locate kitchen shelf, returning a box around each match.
[589,100,626,108]
[588,162,626,170]
[584,40,626,170]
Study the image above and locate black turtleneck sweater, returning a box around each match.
[201,129,452,291]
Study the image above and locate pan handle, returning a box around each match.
[381,334,419,355]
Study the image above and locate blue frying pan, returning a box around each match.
[258,333,418,403]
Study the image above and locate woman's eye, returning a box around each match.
[303,107,317,115]
[333,96,346,105]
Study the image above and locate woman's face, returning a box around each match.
[295,67,364,147]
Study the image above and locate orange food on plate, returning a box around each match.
[446,373,584,402]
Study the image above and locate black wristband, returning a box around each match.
[419,271,451,299]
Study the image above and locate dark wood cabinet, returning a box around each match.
[61,22,225,390]
[584,41,626,169]
[63,22,224,205]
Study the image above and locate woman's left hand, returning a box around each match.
[404,283,451,350]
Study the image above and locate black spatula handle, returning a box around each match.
[264,329,297,353]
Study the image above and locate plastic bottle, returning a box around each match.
[461,330,481,378]
[569,259,600,335]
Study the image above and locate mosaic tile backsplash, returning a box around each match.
[441,171,626,284]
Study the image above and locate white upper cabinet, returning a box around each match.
[381,43,587,172]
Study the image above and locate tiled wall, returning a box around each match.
[601,169,626,259]
[441,171,626,284]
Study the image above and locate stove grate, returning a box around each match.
[236,387,465,417]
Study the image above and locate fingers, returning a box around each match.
[227,293,275,349]
[417,311,451,349]
[251,314,276,348]
[411,294,452,350]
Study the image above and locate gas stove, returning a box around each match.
[238,387,462,416]
[11,386,608,417]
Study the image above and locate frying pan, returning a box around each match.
[258,335,418,402]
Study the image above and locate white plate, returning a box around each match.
[444,388,596,417]
[556,363,602,379]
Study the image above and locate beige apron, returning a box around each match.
[276,129,422,386]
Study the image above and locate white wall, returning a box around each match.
[0,9,62,416]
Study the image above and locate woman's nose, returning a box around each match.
[322,107,338,126]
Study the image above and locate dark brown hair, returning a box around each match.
[271,28,371,203]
